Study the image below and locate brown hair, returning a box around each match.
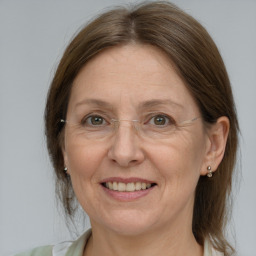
[45,1,239,255]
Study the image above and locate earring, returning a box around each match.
[207,166,213,178]
[64,167,68,174]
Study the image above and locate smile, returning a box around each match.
[102,181,156,192]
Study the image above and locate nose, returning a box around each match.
[107,122,145,167]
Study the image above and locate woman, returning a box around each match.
[16,1,239,256]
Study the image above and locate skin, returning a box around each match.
[63,44,229,256]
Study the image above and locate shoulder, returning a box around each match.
[211,248,224,256]
[13,245,53,256]
[204,239,224,256]
[13,229,92,256]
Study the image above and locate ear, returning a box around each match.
[200,116,230,176]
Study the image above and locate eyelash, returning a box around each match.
[146,113,175,126]
[81,112,176,127]
[81,113,109,126]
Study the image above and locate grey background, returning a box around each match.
[0,0,255,255]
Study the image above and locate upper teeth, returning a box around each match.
[105,182,152,192]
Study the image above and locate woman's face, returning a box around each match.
[63,44,211,236]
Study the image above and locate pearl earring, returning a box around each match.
[207,166,213,178]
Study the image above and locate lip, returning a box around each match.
[101,177,156,184]
[100,177,157,202]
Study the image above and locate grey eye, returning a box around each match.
[149,115,170,126]
[86,115,106,126]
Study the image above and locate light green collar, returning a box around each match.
[64,229,92,256]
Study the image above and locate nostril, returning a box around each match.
[107,132,145,167]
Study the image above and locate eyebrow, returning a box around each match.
[75,99,113,109]
[75,98,183,110]
[138,99,184,110]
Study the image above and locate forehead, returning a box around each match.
[68,44,199,114]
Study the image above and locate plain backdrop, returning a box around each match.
[0,0,255,255]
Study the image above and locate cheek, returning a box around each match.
[148,132,207,188]
[64,137,106,180]
[63,140,108,213]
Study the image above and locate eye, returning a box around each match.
[82,115,107,126]
[148,114,174,126]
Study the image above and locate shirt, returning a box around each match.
[14,229,223,256]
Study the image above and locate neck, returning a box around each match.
[84,221,203,256]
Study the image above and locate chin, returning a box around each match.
[108,223,153,237]
[94,209,160,236]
